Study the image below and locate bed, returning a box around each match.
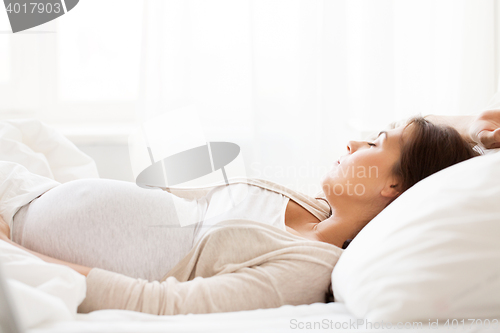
[1,115,499,333]
[28,303,488,333]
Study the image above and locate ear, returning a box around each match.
[380,178,401,199]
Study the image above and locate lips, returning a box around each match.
[337,155,347,165]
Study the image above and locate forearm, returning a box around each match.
[423,115,476,144]
[0,236,92,277]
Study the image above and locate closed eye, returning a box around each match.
[367,142,376,147]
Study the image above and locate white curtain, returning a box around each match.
[137,0,498,195]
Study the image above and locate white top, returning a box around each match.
[193,183,290,244]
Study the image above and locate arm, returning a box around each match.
[2,238,92,277]
[424,110,500,149]
[78,258,333,315]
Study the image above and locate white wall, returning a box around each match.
[76,144,134,182]
[1,1,499,194]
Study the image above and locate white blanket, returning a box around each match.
[0,118,99,182]
[0,118,99,228]
[0,118,98,330]
[1,241,87,330]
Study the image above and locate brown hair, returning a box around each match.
[391,116,481,195]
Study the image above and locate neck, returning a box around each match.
[314,198,382,248]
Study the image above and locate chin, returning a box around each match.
[320,175,331,191]
[321,179,336,197]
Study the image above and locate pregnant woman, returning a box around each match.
[1,112,499,315]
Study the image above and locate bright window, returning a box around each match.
[0,0,143,125]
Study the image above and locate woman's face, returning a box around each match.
[321,125,409,203]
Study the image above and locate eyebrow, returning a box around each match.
[377,131,388,142]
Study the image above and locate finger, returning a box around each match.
[478,128,500,149]
[491,129,500,149]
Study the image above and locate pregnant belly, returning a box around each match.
[13,178,200,280]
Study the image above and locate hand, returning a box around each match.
[469,109,500,149]
[0,215,10,240]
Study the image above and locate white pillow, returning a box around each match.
[331,150,500,322]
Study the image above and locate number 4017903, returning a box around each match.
[444,319,499,329]
[6,2,62,14]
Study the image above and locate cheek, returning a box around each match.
[351,155,387,177]
[338,157,388,185]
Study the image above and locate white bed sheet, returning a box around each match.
[30,303,492,333]
[32,303,352,333]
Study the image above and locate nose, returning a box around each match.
[347,140,362,154]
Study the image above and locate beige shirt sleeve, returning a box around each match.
[78,255,334,315]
